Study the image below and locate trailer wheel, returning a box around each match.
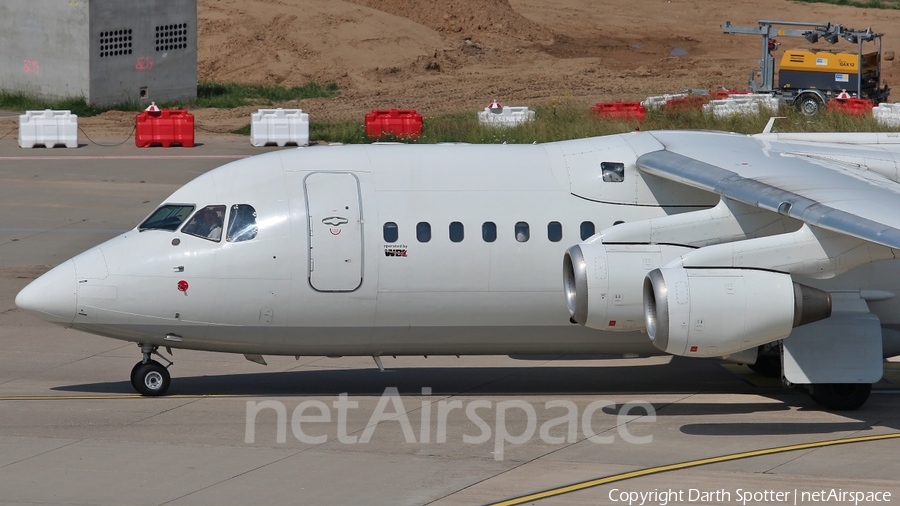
[797,95,823,116]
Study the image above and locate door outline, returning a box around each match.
[303,172,365,292]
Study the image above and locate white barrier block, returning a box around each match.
[641,93,687,109]
[748,93,780,112]
[874,103,900,127]
[18,110,78,148]
[477,106,535,127]
[702,94,779,118]
[250,108,310,147]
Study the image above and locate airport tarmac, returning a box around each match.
[1,137,899,506]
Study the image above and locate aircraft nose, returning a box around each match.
[15,260,77,326]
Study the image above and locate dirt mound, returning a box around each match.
[346,0,554,43]
[197,0,450,88]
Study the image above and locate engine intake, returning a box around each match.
[643,267,831,357]
[563,242,688,331]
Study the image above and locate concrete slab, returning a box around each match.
[0,440,296,505]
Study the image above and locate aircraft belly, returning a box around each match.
[72,321,209,346]
[69,320,656,356]
[365,325,658,355]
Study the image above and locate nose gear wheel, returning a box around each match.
[130,344,173,396]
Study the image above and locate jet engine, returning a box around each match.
[643,267,832,357]
[563,243,689,331]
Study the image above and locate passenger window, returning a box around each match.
[383,222,398,243]
[182,205,226,242]
[580,221,595,240]
[482,222,497,242]
[449,222,464,243]
[602,162,625,182]
[139,204,195,231]
[515,222,530,242]
[227,204,258,242]
[417,222,431,243]
[547,221,562,242]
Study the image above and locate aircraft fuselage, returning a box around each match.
[17,132,900,360]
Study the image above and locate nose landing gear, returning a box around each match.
[131,343,173,396]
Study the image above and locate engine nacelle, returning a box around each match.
[563,243,689,331]
[643,267,832,357]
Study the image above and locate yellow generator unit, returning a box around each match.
[723,20,889,115]
[779,49,879,96]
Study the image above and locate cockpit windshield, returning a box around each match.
[227,204,258,242]
[139,204,195,231]
[182,205,226,242]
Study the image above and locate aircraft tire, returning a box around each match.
[747,354,781,378]
[809,383,872,411]
[130,360,163,390]
[130,361,142,390]
[133,362,171,396]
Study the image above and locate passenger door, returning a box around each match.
[304,172,363,291]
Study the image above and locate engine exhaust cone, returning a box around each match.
[793,283,832,327]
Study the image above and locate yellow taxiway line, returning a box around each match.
[488,432,900,506]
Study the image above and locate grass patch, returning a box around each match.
[0,81,339,117]
[310,120,370,143]
[0,91,144,117]
[792,0,900,8]
[295,98,898,144]
[231,124,251,135]
[194,81,339,108]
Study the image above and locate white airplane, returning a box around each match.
[16,129,900,411]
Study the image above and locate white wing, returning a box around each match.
[636,131,900,250]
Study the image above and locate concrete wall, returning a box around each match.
[0,0,90,100]
[89,0,197,105]
[0,0,197,107]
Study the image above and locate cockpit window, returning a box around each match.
[227,204,258,242]
[139,204,195,231]
[182,205,226,242]
[601,162,625,182]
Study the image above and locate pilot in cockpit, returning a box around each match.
[203,209,224,241]
[183,206,225,242]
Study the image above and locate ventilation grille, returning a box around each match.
[100,29,133,58]
[156,23,189,52]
